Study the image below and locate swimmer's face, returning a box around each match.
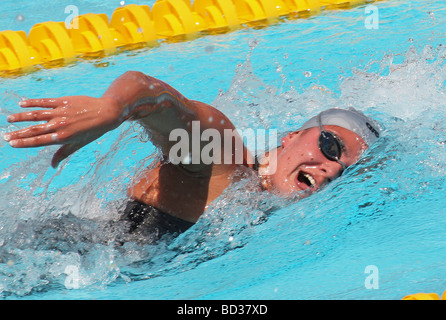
[260,126,368,196]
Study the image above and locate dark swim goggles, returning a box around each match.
[317,113,347,172]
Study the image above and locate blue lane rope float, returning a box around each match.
[0,0,378,75]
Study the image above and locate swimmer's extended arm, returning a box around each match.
[102,71,237,169]
[5,71,234,169]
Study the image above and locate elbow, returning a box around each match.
[119,71,153,88]
[121,70,146,80]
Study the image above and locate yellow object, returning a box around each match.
[193,0,240,31]
[319,0,365,9]
[69,13,116,55]
[0,30,39,72]
[28,22,75,63]
[272,0,291,17]
[402,293,440,300]
[0,0,385,73]
[233,0,280,24]
[181,0,209,32]
[402,290,446,300]
[110,4,157,46]
[284,0,321,15]
[151,0,200,38]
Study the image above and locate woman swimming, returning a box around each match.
[4,71,380,242]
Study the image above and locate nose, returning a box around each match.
[319,160,344,182]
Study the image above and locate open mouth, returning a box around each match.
[297,171,316,189]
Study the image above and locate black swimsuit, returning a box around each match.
[119,156,261,244]
[120,200,195,243]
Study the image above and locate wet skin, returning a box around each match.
[4,71,368,223]
[259,126,367,195]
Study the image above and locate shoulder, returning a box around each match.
[188,100,237,132]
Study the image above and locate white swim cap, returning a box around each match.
[298,107,381,147]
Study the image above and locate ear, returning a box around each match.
[281,131,300,148]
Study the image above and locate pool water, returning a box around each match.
[0,0,445,299]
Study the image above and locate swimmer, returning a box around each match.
[3,71,380,243]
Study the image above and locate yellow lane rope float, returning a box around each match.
[1,0,378,75]
[403,290,446,300]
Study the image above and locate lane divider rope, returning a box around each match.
[0,0,376,75]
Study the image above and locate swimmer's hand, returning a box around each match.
[4,96,122,168]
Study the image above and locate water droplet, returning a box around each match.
[427,10,435,20]
[16,14,24,22]
[304,71,312,78]
[204,45,214,54]
[249,39,259,48]
[120,1,125,6]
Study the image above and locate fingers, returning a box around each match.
[5,100,62,144]
[51,143,83,168]
[18,98,64,109]
[7,98,62,123]
[7,109,54,123]
[4,122,57,141]
[7,98,65,123]
[5,97,85,168]
[6,132,62,148]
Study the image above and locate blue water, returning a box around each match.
[0,0,445,299]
